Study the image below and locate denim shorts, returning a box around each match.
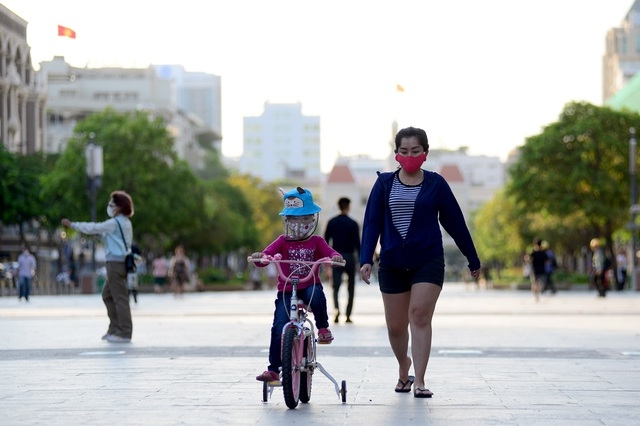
[378,257,445,294]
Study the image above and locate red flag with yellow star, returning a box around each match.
[57,25,76,39]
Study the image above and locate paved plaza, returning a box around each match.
[1,281,639,425]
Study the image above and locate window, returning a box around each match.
[618,34,627,55]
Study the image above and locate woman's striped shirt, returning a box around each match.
[390,175,421,239]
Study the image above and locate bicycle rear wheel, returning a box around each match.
[299,334,313,403]
[281,327,301,409]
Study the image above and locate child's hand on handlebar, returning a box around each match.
[250,252,264,260]
[331,255,344,264]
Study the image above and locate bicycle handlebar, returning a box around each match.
[247,255,345,285]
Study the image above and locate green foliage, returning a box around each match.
[0,147,55,240]
[185,178,258,254]
[197,266,230,283]
[41,108,207,253]
[473,190,526,267]
[228,174,283,250]
[506,101,640,259]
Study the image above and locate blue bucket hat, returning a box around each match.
[279,187,322,216]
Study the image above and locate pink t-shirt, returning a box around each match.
[259,235,338,292]
[152,257,168,277]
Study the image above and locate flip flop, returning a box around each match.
[414,387,433,398]
[394,375,415,393]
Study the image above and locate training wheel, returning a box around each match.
[262,381,268,402]
[340,380,347,403]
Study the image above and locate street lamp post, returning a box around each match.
[630,128,637,291]
[85,133,103,272]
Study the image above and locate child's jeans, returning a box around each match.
[267,284,329,373]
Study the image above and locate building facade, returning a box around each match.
[603,0,640,102]
[0,4,46,154]
[240,102,321,184]
[153,64,222,151]
[39,57,221,169]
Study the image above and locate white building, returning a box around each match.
[425,148,505,215]
[153,64,222,151]
[38,57,220,169]
[603,0,640,102]
[240,102,321,184]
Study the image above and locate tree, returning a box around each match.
[507,101,640,261]
[473,190,526,268]
[228,174,283,250]
[0,147,52,244]
[41,108,205,253]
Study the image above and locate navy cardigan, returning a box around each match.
[360,170,481,272]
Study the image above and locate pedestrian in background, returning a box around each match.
[359,126,481,398]
[615,247,628,291]
[17,246,37,302]
[61,190,135,343]
[250,265,263,290]
[529,239,548,302]
[590,238,609,297]
[152,255,168,294]
[541,240,557,294]
[168,245,191,297]
[324,197,361,324]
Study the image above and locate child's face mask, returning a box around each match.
[284,214,318,241]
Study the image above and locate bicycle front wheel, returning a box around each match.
[299,334,313,403]
[282,327,301,409]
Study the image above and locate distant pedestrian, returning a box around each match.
[250,266,263,290]
[17,246,37,302]
[168,245,191,297]
[152,255,168,294]
[615,247,628,291]
[590,238,609,297]
[529,239,548,302]
[266,262,277,289]
[541,240,557,294]
[61,190,135,343]
[324,197,361,324]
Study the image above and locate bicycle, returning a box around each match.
[249,254,348,409]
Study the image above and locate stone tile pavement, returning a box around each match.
[1,281,639,425]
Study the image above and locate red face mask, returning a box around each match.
[395,153,426,174]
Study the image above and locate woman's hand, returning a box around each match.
[470,269,481,279]
[360,264,372,285]
[61,219,71,228]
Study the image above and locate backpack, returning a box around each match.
[173,258,189,282]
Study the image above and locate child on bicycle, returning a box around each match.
[252,187,343,382]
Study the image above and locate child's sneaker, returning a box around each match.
[317,328,334,344]
[256,370,279,382]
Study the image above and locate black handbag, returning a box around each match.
[115,219,136,274]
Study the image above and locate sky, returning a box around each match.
[2,0,635,172]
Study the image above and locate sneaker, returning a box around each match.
[105,335,131,343]
[101,333,112,340]
[318,328,334,344]
[256,370,279,382]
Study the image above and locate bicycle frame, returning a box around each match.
[249,255,347,408]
